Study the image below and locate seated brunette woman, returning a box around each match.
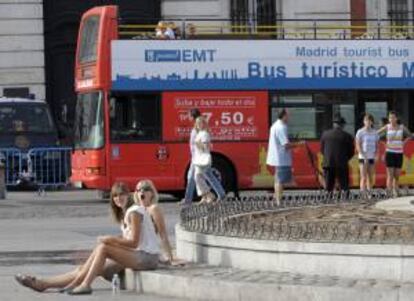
[14,181,164,295]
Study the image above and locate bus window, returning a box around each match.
[110,94,161,142]
[271,92,358,138]
[270,94,327,139]
[365,102,388,129]
[74,92,104,149]
[270,107,319,139]
[333,104,355,135]
[313,91,356,135]
[78,15,100,63]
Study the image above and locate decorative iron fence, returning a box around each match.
[180,189,414,244]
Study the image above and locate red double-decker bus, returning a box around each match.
[71,5,414,195]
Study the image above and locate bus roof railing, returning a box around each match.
[118,18,414,40]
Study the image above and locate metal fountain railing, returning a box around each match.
[180,189,414,244]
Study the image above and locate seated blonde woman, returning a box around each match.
[133,179,174,263]
[15,180,173,295]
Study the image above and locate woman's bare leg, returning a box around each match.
[75,244,139,290]
[393,168,401,194]
[386,168,394,191]
[63,247,99,289]
[359,163,367,191]
[39,267,81,289]
[40,247,100,290]
[367,164,375,191]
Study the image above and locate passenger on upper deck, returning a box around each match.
[186,23,196,38]
[155,21,175,40]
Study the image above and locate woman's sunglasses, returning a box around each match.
[136,186,152,193]
[112,192,126,198]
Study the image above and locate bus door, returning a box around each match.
[108,93,175,188]
[313,92,359,185]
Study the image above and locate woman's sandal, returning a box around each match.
[14,274,45,292]
[67,286,93,295]
[58,286,74,294]
[198,197,207,204]
[205,192,216,204]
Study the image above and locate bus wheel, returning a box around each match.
[211,155,238,197]
[96,190,110,201]
[171,191,185,200]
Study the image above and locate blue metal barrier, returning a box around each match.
[0,148,22,186]
[27,147,72,189]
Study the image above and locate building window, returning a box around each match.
[231,0,280,35]
[388,0,409,34]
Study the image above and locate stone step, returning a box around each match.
[125,264,414,301]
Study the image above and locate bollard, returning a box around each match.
[0,162,6,199]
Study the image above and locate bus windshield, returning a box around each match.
[74,92,104,149]
[0,103,55,134]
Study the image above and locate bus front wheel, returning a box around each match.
[96,190,110,201]
[211,155,238,198]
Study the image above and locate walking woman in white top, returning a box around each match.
[378,111,412,195]
[193,116,216,203]
[15,181,173,295]
[355,114,379,192]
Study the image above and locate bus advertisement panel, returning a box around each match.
[162,91,268,142]
[111,40,414,91]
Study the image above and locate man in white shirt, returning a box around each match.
[266,109,304,203]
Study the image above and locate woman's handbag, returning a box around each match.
[193,152,211,167]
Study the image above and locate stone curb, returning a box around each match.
[125,264,414,301]
[176,224,414,281]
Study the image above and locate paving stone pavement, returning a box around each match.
[1,264,187,301]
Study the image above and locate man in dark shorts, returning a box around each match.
[320,115,354,192]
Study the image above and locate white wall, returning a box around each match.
[281,0,350,38]
[161,0,231,35]
[162,0,229,18]
[0,0,45,99]
[366,0,388,36]
[366,0,388,20]
[282,0,350,19]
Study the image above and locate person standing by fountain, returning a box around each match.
[266,109,304,203]
[193,116,217,203]
[377,111,412,196]
[355,113,379,192]
[181,109,225,205]
[320,115,354,192]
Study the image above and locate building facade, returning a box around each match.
[0,0,44,99]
